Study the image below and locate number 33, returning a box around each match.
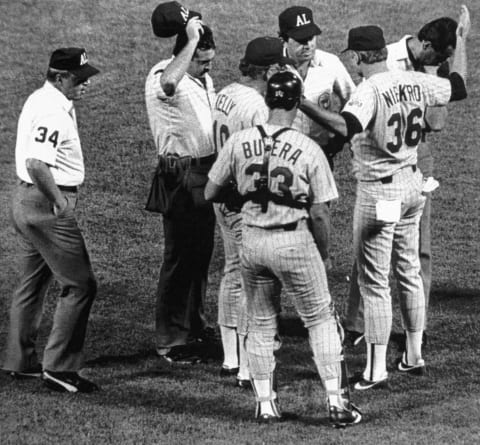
[34,126,59,148]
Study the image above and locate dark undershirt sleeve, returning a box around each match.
[341,111,364,140]
[449,72,467,101]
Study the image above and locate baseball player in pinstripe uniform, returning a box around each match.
[205,72,362,427]
[344,15,460,345]
[297,12,469,389]
[278,6,355,169]
[213,37,293,387]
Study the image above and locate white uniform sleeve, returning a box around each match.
[342,81,377,130]
[308,149,338,204]
[26,114,66,167]
[420,74,451,107]
[208,136,235,186]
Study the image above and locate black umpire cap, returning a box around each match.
[151,1,201,37]
[49,48,100,80]
[343,25,386,52]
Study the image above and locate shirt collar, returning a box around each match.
[43,80,74,113]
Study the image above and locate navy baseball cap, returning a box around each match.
[244,37,294,66]
[151,1,201,37]
[49,48,99,80]
[279,6,321,41]
[343,25,386,52]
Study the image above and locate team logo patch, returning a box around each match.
[347,98,363,108]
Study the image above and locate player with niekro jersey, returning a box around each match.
[212,37,292,388]
[296,12,469,389]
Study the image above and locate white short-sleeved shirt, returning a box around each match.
[212,82,269,151]
[342,70,451,180]
[386,36,415,72]
[145,57,216,158]
[208,124,338,228]
[292,49,355,146]
[15,81,84,186]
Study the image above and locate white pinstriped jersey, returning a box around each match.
[212,82,269,151]
[208,124,338,228]
[15,81,84,186]
[145,57,216,158]
[342,70,452,181]
[293,49,355,146]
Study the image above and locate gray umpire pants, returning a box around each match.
[3,182,96,373]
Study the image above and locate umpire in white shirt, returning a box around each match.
[3,48,100,393]
[146,4,217,363]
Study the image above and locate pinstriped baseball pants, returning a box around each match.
[214,203,247,334]
[354,167,426,345]
[241,221,338,379]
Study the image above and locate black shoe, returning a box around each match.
[192,327,218,344]
[220,366,239,377]
[43,371,99,393]
[158,345,202,365]
[343,329,365,347]
[6,364,42,380]
[255,399,282,423]
[257,412,282,424]
[329,400,362,428]
[236,378,252,389]
[397,353,425,376]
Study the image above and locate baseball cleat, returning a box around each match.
[255,398,282,424]
[43,371,100,393]
[5,364,42,379]
[328,400,363,428]
[236,378,252,389]
[397,354,425,375]
[353,373,388,391]
[219,366,239,377]
[344,329,365,347]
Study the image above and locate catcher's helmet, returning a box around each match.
[265,71,302,111]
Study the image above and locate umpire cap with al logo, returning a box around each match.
[49,48,100,80]
[279,6,321,41]
[151,1,201,37]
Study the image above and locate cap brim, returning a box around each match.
[70,63,100,80]
[287,23,321,41]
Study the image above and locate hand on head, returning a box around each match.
[186,16,204,42]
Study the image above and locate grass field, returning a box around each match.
[0,0,479,444]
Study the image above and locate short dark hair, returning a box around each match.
[418,17,457,52]
[46,67,70,82]
[238,58,268,79]
[173,25,216,56]
[356,47,388,64]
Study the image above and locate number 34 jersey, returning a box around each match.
[208,124,338,228]
[342,70,451,181]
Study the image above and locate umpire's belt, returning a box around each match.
[19,180,78,193]
[376,165,417,184]
[158,153,216,170]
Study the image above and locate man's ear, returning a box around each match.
[422,40,434,51]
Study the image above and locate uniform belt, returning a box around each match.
[19,180,78,193]
[160,153,216,169]
[249,221,299,231]
[378,165,417,184]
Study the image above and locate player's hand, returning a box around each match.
[185,17,204,43]
[457,5,471,39]
[351,129,377,150]
[324,257,333,273]
[53,196,68,216]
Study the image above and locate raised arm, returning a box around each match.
[160,17,204,96]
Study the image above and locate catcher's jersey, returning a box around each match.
[145,57,216,158]
[208,124,338,228]
[293,49,355,146]
[212,82,269,151]
[342,70,451,181]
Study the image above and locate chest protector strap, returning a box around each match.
[243,125,309,213]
